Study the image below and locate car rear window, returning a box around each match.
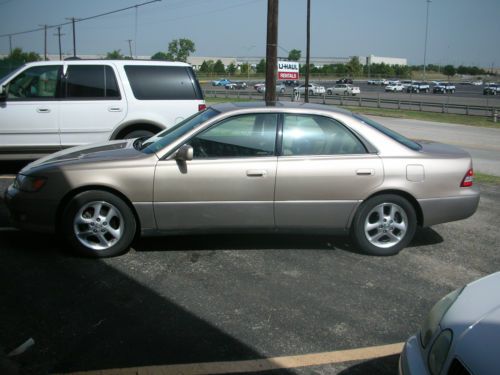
[353,114,422,151]
[124,65,202,100]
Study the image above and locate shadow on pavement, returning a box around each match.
[0,231,295,375]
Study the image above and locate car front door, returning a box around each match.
[153,113,278,230]
[0,64,62,154]
[275,113,384,229]
[59,64,126,146]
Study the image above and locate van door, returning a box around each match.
[59,64,127,147]
[0,64,62,154]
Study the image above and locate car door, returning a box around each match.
[59,63,127,146]
[275,113,384,229]
[153,113,278,230]
[0,64,62,152]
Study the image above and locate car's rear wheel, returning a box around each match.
[351,194,417,256]
[62,190,137,257]
[309,90,314,96]
[122,129,155,139]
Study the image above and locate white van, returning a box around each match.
[0,60,205,159]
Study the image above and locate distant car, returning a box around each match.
[400,272,500,375]
[385,83,405,92]
[293,83,326,96]
[336,78,353,84]
[433,82,456,94]
[327,84,360,96]
[483,84,500,95]
[407,82,430,93]
[388,80,400,85]
[401,80,416,89]
[257,84,286,94]
[253,82,265,91]
[225,81,247,90]
[367,79,387,85]
[284,80,299,86]
[5,102,479,258]
[212,78,231,86]
[471,80,483,86]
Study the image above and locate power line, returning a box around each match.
[0,0,161,38]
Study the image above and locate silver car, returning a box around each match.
[4,102,479,257]
[400,272,500,375]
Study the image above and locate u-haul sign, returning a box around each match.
[277,60,299,80]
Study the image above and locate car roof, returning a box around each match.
[21,59,191,67]
[210,101,353,116]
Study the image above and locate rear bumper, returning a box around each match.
[418,186,480,226]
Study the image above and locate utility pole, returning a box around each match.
[304,0,311,103]
[39,24,48,60]
[54,26,64,60]
[8,35,12,55]
[265,0,278,105]
[423,0,431,80]
[127,39,133,59]
[66,17,77,58]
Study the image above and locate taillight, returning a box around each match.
[461,169,474,187]
[198,104,207,111]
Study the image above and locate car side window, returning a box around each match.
[282,114,366,156]
[65,65,120,99]
[7,65,61,100]
[189,113,278,158]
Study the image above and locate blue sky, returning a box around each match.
[0,0,499,67]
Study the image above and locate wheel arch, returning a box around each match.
[110,121,165,140]
[55,185,142,238]
[349,189,424,228]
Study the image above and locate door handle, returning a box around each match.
[246,169,267,177]
[356,169,375,176]
[108,107,123,112]
[36,108,51,113]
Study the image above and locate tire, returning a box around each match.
[344,91,348,96]
[309,90,314,96]
[122,129,156,139]
[62,190,137,258]
[350,194,417,256]
[327,90,332,95]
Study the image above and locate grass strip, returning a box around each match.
[475,173,500,185]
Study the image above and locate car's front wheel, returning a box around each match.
[350,194,417,256]
[62,190,137,257]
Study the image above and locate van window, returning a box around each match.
[124,65,201,100]
[65,65,120,99]
[7,65,61,100]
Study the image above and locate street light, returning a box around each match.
[423,0,431,80]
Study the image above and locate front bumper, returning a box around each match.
[4,184,58,233]
[399,335,430,375]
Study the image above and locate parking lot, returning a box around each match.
[1,156,499,374]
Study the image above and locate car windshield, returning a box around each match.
[353,114,422,151]
[142,108,220,154]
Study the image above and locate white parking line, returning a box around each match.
[0,175,15,179]
[0,227,18,232]
[56,342,404,375]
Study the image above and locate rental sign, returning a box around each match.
[277,61,299,80]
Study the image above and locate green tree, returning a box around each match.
[106,50,125,59]
[151,51,169,60]
[256,59,266,74]
[2,48,41,63]
[240,63,250,75]
[443,65,456,78]
[287,49,301,61]
[213,59,225,74]
[165,38,195,62]
[346,56,362,76]
[226,63,237,75]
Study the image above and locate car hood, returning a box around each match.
[21,140,147,173]
[441,272,500,374]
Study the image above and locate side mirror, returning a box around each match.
[175,144,193,161]
[0,85,6,100]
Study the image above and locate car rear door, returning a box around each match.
[153,113,278,230]
[59,63,127,146]
[275,113,384,229]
